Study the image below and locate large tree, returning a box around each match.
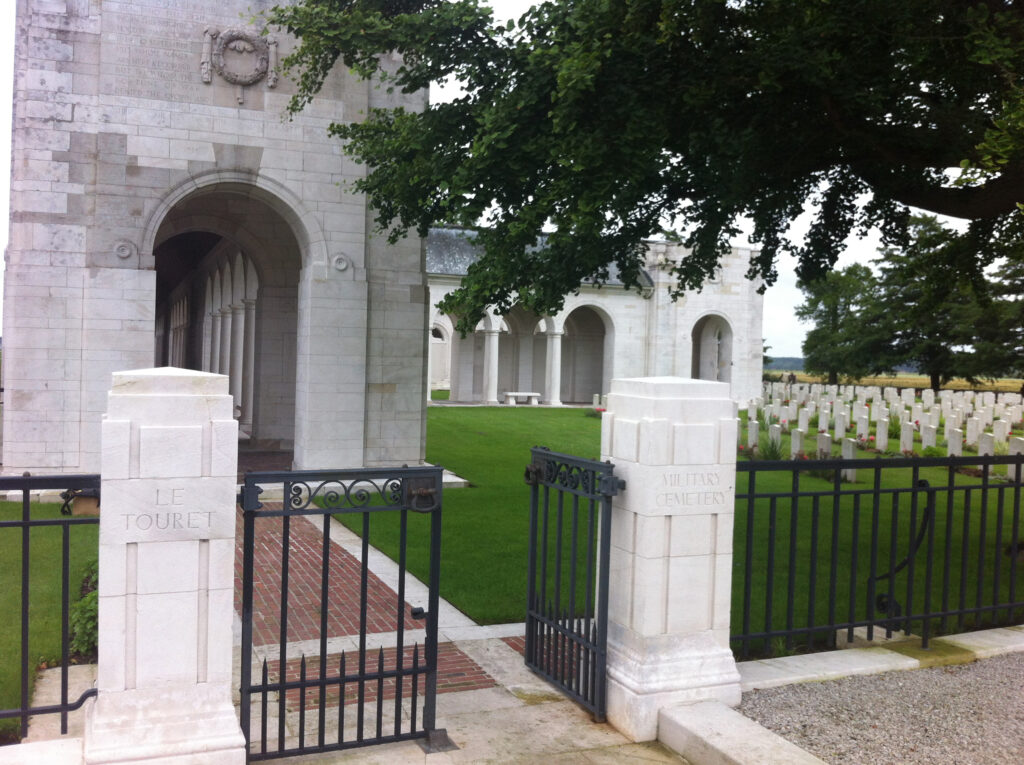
[795,264,877,385]
[266,0,1024,330]
[867,215,1008,391]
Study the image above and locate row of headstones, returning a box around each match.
[746,382,1024,460]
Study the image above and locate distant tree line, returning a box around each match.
[796,215,1024,391]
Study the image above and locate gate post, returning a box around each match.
[601,377,741,741]
[84,368,245,764]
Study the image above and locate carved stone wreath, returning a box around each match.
[212,28,269,86]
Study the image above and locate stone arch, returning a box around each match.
[497,304,547,398]
[141,170,327,271]
[429,315,454,391]
[149,179,314,448]
[560,305,613,404]
[691,313,733,384]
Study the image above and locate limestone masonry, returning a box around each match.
[4,0,763,475]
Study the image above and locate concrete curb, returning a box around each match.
[659,700,826,765]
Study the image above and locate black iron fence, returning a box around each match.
[733,454,1024,659]
[523,447,622,721]
[0,473,100,740]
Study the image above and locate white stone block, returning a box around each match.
[138,425,203,478]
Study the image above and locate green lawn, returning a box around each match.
[0,502,98,742]
[342,406,1024,660]
[337,407,601,624]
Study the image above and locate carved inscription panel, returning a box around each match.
[634,467,734,516]
[101,479,236,544]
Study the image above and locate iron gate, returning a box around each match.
[238,466,446,761]
[523,447,623,721]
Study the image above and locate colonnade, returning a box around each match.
[199,253,259,432]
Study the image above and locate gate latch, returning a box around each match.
[405,477,440,513]
[524,463,543,486]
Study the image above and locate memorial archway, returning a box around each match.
[560,306,611,403]
[691,313,733,384]
[152,182,304,448]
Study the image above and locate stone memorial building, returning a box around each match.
[3,0,763,476]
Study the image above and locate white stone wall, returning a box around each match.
[428,244,764,405]
[4,0,429,473]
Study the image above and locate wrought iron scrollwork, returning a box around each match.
[287,477,404,512]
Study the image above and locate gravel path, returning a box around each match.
[739,652,1024,764]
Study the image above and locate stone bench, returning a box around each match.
[504,391,541,406]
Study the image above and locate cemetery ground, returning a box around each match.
[775,372,1024,394]
[4,400,1024,743]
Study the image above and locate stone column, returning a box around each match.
[84,368,245,765]
[242,298,256,430]
[209,312,222,374]
[600,377,740,742]
[230,303,245,415]
[218,308,232,380]
[544,331,563,406]
[482,329,500,405]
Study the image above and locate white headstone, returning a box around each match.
[841,438,856,482]
[978,432,995,457]
[817,432,832,458]
[948,429,963,456]
[921,424,937,449]
[790,429,805,459]
[876,420,889,453]
[900,421,916,453]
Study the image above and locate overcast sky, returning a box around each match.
[0,0,887,356]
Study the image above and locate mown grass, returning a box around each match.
[336,407,601,624]
[0,501,98,743]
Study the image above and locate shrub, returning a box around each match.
[69,559,99,659]
[757,435,786,461]
[888,418,902,438]
[922,446,945,458]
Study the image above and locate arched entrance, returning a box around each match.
[560,306,610,403]
[152,183,304,454]
[691,314,733,384]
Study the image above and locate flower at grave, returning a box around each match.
[594,407,605,413]
[869,436,875,441]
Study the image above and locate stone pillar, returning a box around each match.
[84,368,245,765]
[601,377,740,742]
[210,312,222,374]
[218,308,232,380]
[482,329,500,405]
[230,303,245,415]
[242,298,256,430]
[544,331,563,406]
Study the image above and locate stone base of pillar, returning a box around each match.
[83,686,245,765]
[606,626,741,742]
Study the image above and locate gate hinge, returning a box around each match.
[239,483,263,512]
[599,473,625,497]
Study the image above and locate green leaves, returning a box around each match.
[266,0,1024,327]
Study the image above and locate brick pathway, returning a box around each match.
[234,502,497,714]
[233,504,417,647]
